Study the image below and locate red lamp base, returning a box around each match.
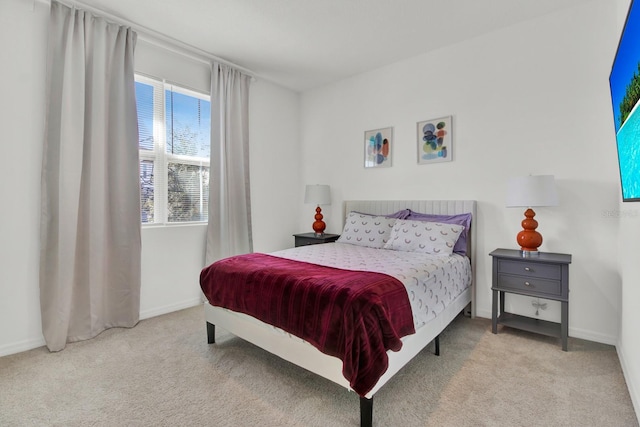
[517,208,543,252]
[312,206,326,236]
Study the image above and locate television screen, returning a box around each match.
[609,0,640,202]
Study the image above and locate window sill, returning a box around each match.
[142,221,207,229]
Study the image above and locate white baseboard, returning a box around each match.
[474,308,493,319]
[617,342,640,424]
[0,298,202,358]
[473,310,617,346]
[0,337,46,358]
[139,297,202,320]
[568,326,617,346]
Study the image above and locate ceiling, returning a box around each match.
[77,0,590,92]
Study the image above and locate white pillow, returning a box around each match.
[383,219,464,255]
[337,212,397,248]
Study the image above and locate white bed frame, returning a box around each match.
[204,200,477,426]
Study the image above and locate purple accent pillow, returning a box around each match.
[405,210,472,256]
[352,209,410,219]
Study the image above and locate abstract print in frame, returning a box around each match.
[364,127,393,168]
[417,116,452,164]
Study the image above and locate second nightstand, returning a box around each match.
[293,233,340,247]
[490,248,572,351]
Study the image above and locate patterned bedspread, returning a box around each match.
[271,242,472,328]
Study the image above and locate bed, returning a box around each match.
[201,200,477,426]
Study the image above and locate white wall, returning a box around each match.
[615,0,640,418]
[300,0,621,345]
[0,0,49,356]
[0,0,300,356]
[619,206,640,418]
[249,81,302,253]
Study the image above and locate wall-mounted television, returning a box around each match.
[609,0,640,202]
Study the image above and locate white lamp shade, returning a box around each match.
[304,184,331,205]
[506,175,558,207]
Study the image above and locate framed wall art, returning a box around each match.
[417,116,452,164]
[364,127,393,168]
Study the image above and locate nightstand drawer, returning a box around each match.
[497,273,562,297]
[295,237,321,246]
[497,259,562,280]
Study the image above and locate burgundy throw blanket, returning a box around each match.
[200,253,415,396]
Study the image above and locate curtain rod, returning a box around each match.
[33,0,257,79]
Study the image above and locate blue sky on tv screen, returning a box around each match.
[610,0,640,133]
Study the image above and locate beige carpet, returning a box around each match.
[0,306,637,427]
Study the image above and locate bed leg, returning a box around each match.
[464,302,472,317]
[434,334,440,356]
[207,322,216,344]
[360,396,373,427]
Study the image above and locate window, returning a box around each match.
[135,75,211,224]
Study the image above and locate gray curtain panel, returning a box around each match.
[206,63,253,265]
[40,1,141,352]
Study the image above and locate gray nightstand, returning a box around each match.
[490,248,572,351]
[293,233,340,247]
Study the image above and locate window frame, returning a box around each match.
[136,74,211,226]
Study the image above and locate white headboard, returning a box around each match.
[343,199,477,317]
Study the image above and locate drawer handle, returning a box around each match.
[524,281,531,286]
[524,267,531,272]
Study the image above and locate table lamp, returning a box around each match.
[506,175,558,255]
[304,184,331,235]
